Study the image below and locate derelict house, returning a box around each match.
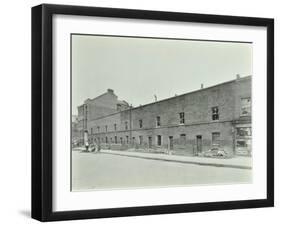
[75,75,251,156]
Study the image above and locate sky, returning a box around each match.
[71,34,252,115]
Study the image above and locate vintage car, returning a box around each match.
[202,144,228,158]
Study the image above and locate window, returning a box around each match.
[156,116,161,127]
[132,137,135,144]
[114,136,117,144]
[110,137,113,143]
[212,107,219,120]
[120,137,123,144]
[236,140,250,147]
[125,121,128,130]
[114,124,117,131]
[105,125,108,132]
[179,112,185,124]
[180,134,186,145]
[240,97,251,116]
[97,126,100,132]
[139,119,143,128]
[157,135,162,146]
[236,127,252,137]
[105,137,108,144]
[91,128,93,134]
[212,132,220,145]
[139,136,143,145]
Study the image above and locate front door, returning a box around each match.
[196,135,202,154]
[169,136,174,150]
[148,136,152,148]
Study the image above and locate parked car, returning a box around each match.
[202,145,228,158]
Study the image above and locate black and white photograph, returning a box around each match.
[30,3,274,222]
[71,34,253,191]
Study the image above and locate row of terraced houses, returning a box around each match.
[72,75,252,156]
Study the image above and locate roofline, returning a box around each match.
[132,75,252,110]
[86,75,252,121]
[85,91,117,103]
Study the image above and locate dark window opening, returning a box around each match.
[139,119,143,128]
[179,112,185,124]
[156,116,161,127]
[157,135,162,146]
[212,107,219,120]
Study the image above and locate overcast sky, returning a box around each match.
[72,34,252,115]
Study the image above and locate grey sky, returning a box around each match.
[72,34,252,115]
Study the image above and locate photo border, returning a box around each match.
[32,4,274,221]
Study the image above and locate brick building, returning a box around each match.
[76,75,251,156]
[71,115,80,147]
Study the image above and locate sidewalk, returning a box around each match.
[100,149,252,170]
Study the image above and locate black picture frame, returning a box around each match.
[32,3,274,222]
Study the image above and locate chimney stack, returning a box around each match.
[107,89,114,94]
[154,95,157,102]
[201,83,204,89]
[236,74,240,79]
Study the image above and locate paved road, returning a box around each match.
[71,151,252,191]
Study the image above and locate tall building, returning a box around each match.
[76,76,251,156]
[76,89,130,146]
[71,115,80,147]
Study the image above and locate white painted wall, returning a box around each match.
[0,0,279,225]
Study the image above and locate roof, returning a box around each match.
[88,75,251,121]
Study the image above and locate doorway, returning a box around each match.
[196,135,202,154]
[169,136,174,150]
[148,136,152,148]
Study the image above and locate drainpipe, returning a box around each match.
[129,105,132,147]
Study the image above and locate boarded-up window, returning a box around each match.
[180,134,186,145]
[212,132,220,145]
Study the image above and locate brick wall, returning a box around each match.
[85,76,251,156]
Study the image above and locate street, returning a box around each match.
[71,150,252,191]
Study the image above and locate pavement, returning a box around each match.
[76,149,253,170]
[73,147,252,169]
[72,151,251,191]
